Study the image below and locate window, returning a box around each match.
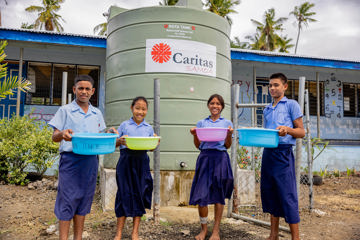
[26,63,52,105]
[26,62,100,106]
[343,83,356,117]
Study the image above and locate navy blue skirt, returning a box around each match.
[115,149,153,217]
[261,144,300,224]
[189,149,234,206]
[54,152,98,221]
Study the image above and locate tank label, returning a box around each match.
[145,39,216,77]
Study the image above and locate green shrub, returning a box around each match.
[0,115,58,185]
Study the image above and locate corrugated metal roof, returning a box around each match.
[231,48,360,70]
[0,27,106,48]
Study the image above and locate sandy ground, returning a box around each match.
[0,176,360,240]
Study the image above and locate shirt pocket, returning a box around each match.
[276,111,291,126]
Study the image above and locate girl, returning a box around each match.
[189,94,234,240]
[114,96,158,240]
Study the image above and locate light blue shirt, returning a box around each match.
[117,117,154,149]
[48,100,106,153]
[263,96,303,145]
[197,116,233,151]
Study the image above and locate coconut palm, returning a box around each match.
[278,36,294,53]
[21,23,35,29]
[159,0,178,5]
[290,2,317,54]
[0,41,31,100]
[250,8,287,51]
[93,22,107,36]
[205,0,240,25]
[25,0,65,32]
[230,37,250,49]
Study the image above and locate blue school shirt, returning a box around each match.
[117,117,154,149]
[263,96,303,145]
[48,100,106,153]
[197,116,233,151]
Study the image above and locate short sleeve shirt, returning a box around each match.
[196,116,233,151]
[48,100,106,152]
[117,117,154,149]
[263,96,303,145]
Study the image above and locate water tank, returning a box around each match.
[104,3,231,170]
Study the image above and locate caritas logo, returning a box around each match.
[151,43,172,63]
[146,39,217,77]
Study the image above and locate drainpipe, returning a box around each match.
[153,78,161,223]
[16,48,23,116]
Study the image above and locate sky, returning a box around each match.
[1,0,360,61]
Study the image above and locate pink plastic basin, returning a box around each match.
[196,127,228,142]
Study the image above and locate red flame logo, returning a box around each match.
[151,43,172,63]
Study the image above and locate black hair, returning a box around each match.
[207,94,225,111]
[269,72,288,85]
[74,75,94,87]
[131,96,148,108]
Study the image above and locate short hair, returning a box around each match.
[131,96,148,108]
[207,94,225,111]
[74,75,94,87]
[270,73,288,85]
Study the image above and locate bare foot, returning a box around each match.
[195,228,207,240]
[114,234,121,240]
[265,235,279,240]
[209,231,220,240]
[132,233,140,240]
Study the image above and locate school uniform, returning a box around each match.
[48,100,106,221]
[189,116,234,206]
[261,96,303,224]
[115,117,154,217]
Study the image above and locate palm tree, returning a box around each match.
[159,0,178,5]
[25,0,65,32]
[278,35,294,53]
[245,32,263,50]
[0,41,31,100]
[290,2,317,54]
[21,23,35,29]
[230,37,250,49]
[93,22,107,36]
[250,8,287,51]
[205,0,240,25]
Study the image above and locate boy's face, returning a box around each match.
[73,80,95,104]
[269,78,288,99]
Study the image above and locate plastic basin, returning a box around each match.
[125,136,161,150]
[72,133,118,155]
[196,127,228,142]
[237,128,279,148]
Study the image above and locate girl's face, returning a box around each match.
[207,97,223,116]
[269,78,288,99]
[131,100,148,124]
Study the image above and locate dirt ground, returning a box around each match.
[0,176,359,240]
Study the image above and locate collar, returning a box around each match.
[206,115,224,122]
[70,100,97,114]
[265,96,289,109]
[129,117,150,126]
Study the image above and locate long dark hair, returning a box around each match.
[207,94,225,112]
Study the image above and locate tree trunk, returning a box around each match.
[294,24,301,54]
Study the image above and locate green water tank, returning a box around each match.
[104,3,231,170]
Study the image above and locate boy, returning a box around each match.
[261,73,305,240]
[48,75,105,240]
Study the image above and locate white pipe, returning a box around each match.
[61,72,68,106]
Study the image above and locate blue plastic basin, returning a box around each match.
[237,128,279,148]
[72,133,118,155]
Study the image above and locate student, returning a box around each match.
[189,94,234,240]
[261,73,305,240]
[48,75,106,240]
[114,96,158,240]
